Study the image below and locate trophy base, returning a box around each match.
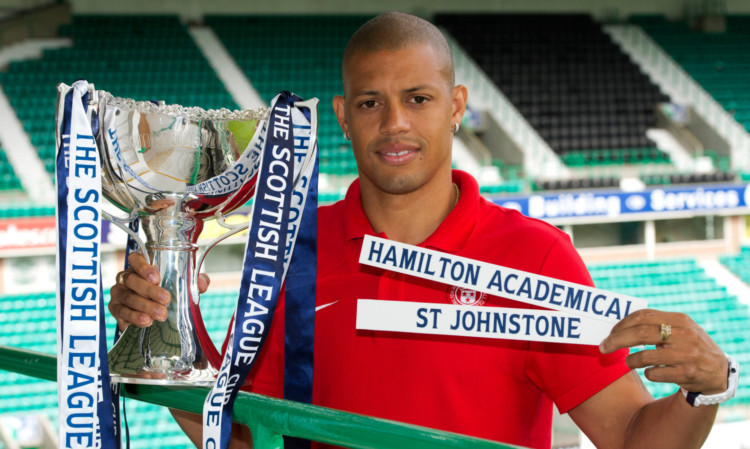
[108,322,218,387]
[110,368,218,386]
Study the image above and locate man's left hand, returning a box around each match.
[600,309,728,395]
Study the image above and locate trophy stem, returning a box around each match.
[108,196,218,385]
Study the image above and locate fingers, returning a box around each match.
[198,273,211,294]
[110,253,170,328]
[145,198,175,212]
[127,252,160,285]
[122,268,171,306]
[110,254,211,329]
[600,309,682,354]
[600,309,729,394]
[644,363,727,394]
[624,343,686,370]
[108,284,165,327]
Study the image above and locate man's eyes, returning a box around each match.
[357,96,430,109]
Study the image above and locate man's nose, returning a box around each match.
[380,102,409,135]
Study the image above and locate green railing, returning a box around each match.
[0,345,525,449]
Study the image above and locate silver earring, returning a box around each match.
[344,131,351,141]
[451,123,460,133]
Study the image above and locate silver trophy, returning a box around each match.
[56,83,317,386]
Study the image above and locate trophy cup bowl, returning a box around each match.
[88,89,270,386]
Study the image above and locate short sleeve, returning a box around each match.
[524,234,631,413]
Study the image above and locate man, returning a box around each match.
[110,12,733,449]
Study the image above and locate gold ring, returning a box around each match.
[660,323,672,342]
[116,270,128,287]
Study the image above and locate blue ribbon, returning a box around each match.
[204,92,297,449]
[97,287,118,448]
[56,82,118,449]
[56,87,73,342]
[282,100,318,449]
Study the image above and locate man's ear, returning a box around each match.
[333,95,348,136]
[451,85,468,126]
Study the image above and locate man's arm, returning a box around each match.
[171,409,252,449]
[570,309,728,449]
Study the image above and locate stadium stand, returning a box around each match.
[640,170,736,186]
[0,288,237,449]
[0,144,23,192]
[435,14,671,169]
[720,246,750,286]
[3,264,745,448]
[632,15,750,134]
[535,176,620,191]
[0,8,749,448]
[204,15,369,194]
[0,202,54,218]
[0,15,237,188]
[588,258,750,404]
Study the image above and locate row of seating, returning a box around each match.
[534,177,620,191]
[479,182,525,195]
[589,258,705,277]
[561,147,670,167]
[641,171,737,186]
[538,169,735,190]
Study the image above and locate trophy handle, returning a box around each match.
[102,210,148,257]
[195,212,251,296]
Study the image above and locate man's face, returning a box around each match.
[334,44,466,196]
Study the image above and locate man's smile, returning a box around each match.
[375,142,420,165]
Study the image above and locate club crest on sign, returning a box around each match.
[447,286,487,306]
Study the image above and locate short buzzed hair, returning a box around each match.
[342,12,455,87]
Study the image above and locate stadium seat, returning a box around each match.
[435,13,670,168]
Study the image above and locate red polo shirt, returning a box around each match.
[245,170,630,449]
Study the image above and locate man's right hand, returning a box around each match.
[109,252,210,330]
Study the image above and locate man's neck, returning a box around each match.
[359,174,456,245]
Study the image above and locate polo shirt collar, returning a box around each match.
[342,170,480,252]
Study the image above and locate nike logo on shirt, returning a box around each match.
[315,300,340,312]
